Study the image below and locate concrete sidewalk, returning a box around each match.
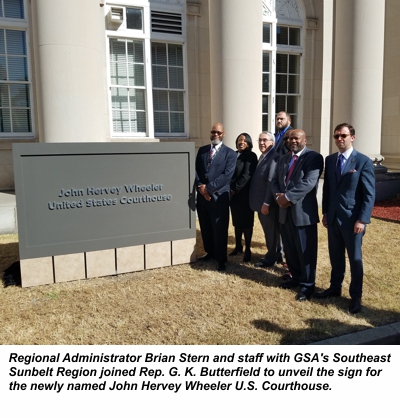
[0,191,17,234]
[310,322,400,345]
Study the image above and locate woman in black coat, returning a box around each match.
[230,133,258,262]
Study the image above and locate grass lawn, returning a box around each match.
[1,214,399,345]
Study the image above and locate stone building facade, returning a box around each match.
[0,0,399,190]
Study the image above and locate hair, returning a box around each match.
[334,123,355,136]
[261,131,275,142]
[236,132,253,150]
[276,111,291,120]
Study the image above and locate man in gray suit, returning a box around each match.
[249,131,282,267]
[271,129,324,301]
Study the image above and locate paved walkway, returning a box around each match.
[310,321,400,345]
[0,191,17,234]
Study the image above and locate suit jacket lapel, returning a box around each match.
[281,153,291,186]
[204,144,212,166]
[256,152,269,171]
[343,150,357,173]
[287,147,309,182]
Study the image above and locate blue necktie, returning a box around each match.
[335,154,343,183]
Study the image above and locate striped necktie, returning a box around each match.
[285,155,298,185]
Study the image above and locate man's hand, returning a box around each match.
[276,193,291,208]
[322,214,328,228]
[198,184,211,201]
[354,220,365,234]
[261,203,269,215]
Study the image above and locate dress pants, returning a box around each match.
[257,203,282,262]
[328,218,365,298]
[197,192,230,263]
[280,207,317,287]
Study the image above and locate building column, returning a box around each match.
[209,0,262,149]
[332,0,385,161]
[31,0,108,143]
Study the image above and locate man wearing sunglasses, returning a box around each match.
[316,123,375,314]
[195,122,236,271]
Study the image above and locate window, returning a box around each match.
[276,53,300,128]
[277,26,300,46]
[152,42,184,134]
[262,51,270,130]
[126,7,142,30]
[109,38,146,133]
[263,23,271,44]
[0,0,32,136]
[0,0,24,19]
[262,0,303,131]
[105,2,186,138]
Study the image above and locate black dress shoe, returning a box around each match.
[198,253,214,261]
[314,287,342,299]
[216,262,227,271]
[349,298,361,314]
[243,250,251,262]
[276,255,284,265]
[296,286,314,301]
[254,260,275,268]
[280,277,299,289]
[229,247,243,256]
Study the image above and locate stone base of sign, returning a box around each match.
[54,253,86,283]
[86,249,116,279]
[116,245,144,274]
[172,238,197,265]
[20,256,54,287]
[20,238,197,287]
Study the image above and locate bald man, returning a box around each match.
[195,122,237,271]
[271,129,324,301]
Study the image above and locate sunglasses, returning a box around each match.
[211,130,223,135]
[333,134,350,140]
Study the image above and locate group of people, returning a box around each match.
[195,113,375,314]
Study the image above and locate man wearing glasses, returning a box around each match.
[195,122,236,271]
[249,132,283,268]
[316,123,375,314]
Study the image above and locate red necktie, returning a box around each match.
[285,155,298,185]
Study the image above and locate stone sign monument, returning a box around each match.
[13,143,196,287]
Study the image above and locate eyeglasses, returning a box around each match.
[258,138,272,143]
[211,130,223,135]
[333,134,350,140]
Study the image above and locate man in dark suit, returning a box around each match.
[249,131,282,267]
[274,111,293,156]
[271,129,324,301]
[196,122,237,271]
[315,123,375,314]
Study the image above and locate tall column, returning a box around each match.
[209,0,262,149]
[332,0,385,160]
[31,0,108,143]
